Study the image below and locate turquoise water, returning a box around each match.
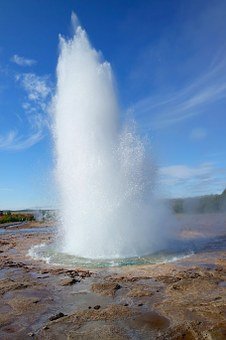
[1,225,191,267]
[28,242,193,268]
[28,232,226,268]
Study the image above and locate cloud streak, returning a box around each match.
[11,54,36,67]
[0,130,43,151]
[0,73,52,151]
[133,58,226,129]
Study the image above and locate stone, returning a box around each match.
[49,312,66,321]
[60,277,78,286]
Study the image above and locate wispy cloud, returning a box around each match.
[160,163,213,180]
[133,58,226,129]
[11,54,36,67]
[16,73,52,128]
[160,162,226,197]
[0,130,43,151]
[0,73,52,151]
[16,73,51,102]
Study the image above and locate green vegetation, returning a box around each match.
[171,188,226,214]
[0,211,34,224]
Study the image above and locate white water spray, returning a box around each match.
[53,15,168,259]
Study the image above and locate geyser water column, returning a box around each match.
[53,15,166,259]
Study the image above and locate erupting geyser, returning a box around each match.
[53,14,167,259]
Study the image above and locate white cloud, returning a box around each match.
[16,73,51,102]
[17,73,52,132]
[0,130,43,151]
[0,131,17,149]
[190,127,207,141]
[0,73,52,152]
[11,54,36,67]
[159,163,226,197]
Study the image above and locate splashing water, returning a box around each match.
[53,14,169,259]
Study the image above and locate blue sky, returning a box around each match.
[0,0,226,209]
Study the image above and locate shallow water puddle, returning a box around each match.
[130,311,170,331]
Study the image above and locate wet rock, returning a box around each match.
[52,304,133,325]
[158,324,196,340]
[0,240,10,246]
[127,285,154,298]
[0,312,13,327]
[130,311,170,332]
[94,305,101,310]
[76,269,92,278]
[2,217,226,340]
[110,275,150,282]
[214,296,222,300]
[172,284,180,290]
[50,268,91,278]
[27,332,34,337]
[7,297,41,314]
[60,277,79,286]
[0,278,30,295]
[156,275,182,284]
[208,321,226,338]
[115,283,121,290]
[66,269,79,277]
[1,259,28,269]
[67,322,128,339]
[42,325,49,330]
[92,282,121,296]
[49,312,66,321]
[37,275,49,279]
[215,266,223,272]
[49,268,66,275]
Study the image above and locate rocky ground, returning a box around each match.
[0,215,226,339]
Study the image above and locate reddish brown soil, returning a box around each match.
[0,214,226,339]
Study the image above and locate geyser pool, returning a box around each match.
[53,14,170,259]
[29,242,193,268]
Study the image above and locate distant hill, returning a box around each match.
[171,188,226,214]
